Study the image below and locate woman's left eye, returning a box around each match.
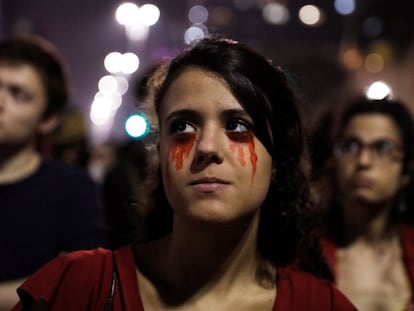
[226,120,251,132]
[170,120,196,134]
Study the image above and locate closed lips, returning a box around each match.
[189,177,230,192]
[189,177,230,185]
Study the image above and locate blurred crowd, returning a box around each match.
[2,33,414,311]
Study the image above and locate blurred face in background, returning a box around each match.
[0,63,48,149]
[334,114,407,206]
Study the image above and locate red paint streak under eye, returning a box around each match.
[169,133,195,170]
[228,132,257,174]
[248,138,257,174]
[230,143,246,167]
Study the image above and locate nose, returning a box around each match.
[192,126,224,168]
[356,147,374,167]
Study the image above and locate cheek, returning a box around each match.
[381,169,404,190]
[163,133,196,184]
[16,107,44,128]
[228,132,258,175]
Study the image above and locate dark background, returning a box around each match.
[1,0,413,143]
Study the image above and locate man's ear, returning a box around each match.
[38,114,61,135]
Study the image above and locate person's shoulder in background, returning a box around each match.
[276,266,358,310]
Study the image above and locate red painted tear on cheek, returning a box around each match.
[230,143,246,166]
[247,138,257,175]
[229,133,257,175]
[168,134,195,170]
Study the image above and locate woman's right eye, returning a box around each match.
[170,120,196,134]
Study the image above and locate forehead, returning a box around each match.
[0,62,43,85]
[342,114,401,142]
[160,68,243,117]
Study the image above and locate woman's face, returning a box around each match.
[334,114,407,205]
[158,67,272,225]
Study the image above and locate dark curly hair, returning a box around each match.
[141,36,317,270]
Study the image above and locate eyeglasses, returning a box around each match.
[334,138,404,163]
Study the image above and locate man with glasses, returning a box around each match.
[311,97,414,311]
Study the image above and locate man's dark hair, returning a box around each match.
[0,35,69,117]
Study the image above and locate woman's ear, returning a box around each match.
[38,114,61,135]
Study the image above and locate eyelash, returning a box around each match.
[170,120,196,134]
[226,119,252,133]
[169,118,252,135]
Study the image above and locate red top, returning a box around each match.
[13,245,356,310]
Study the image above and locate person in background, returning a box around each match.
[88,140,117,184]
[102,139,150,249]
[51,107,91,169]
[101,65,161,250]
[0,35,107,310]
[311,97,414,310]
[12,36,356,310]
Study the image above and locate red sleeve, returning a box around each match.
[12,248,113,311]
[275,267,357,310]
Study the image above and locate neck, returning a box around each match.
[137,210,273,304]
[0,145,41,184]
[341,198,395,244]
[170,211,261,276]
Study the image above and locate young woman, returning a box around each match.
[312,97,414,311]
[12,36,355,310]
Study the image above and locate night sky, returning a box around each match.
[2,0,413,142]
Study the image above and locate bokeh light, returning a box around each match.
[362,17,384,38]
[233,0,256,11]
[125,114,150,138]
[210,6,233,26]
[90,95,117,126]
[184,26,206,44]
[188,5,209,24]
[299,5,323,26]
[120,52,140,74]
[138,4,160,26]
[366,81,393,100]
[263,3,290,25]
[115,2,140,26]
[115,76,129,95]
[364,53,384,73]
[98,75,118,95]
[341,48,363,70]
[104,52,140,74]
[334,0,355,15]
[104,52,123,74]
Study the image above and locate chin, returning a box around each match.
[188,207,258,228]
[351,193,384,206]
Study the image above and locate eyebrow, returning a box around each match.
[341,135,402,144]
[165,108,250,123]
[165,109,201,124]
[0,80,35,96]
[222,108,250,119]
